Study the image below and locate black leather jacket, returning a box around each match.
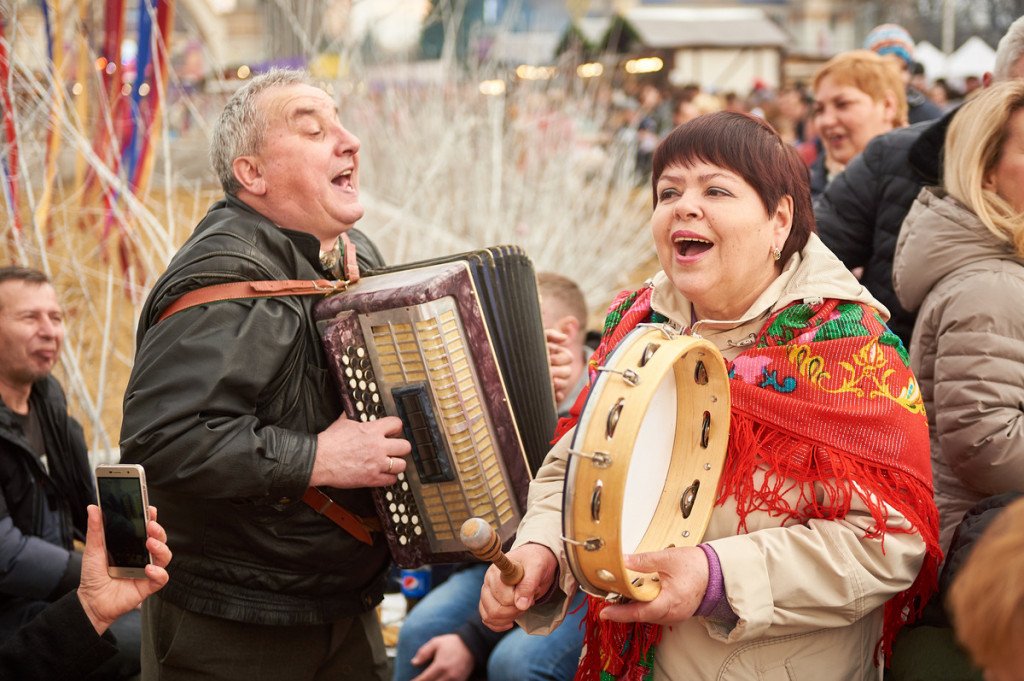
[120,195,389,625]
[0,378,93,608]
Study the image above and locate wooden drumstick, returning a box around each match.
[460,517,524,586]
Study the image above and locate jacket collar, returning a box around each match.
[894,187,1022,311]
[222,194,326,274]
[0,378,52,436]
[908,107,957,184]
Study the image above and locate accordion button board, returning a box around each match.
[314,251,553,567]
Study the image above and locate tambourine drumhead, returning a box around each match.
[563,324,730,602]
[621,368,676,554]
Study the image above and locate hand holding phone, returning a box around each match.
[78,504,171,635]
[95,464,152,578]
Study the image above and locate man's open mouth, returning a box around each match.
[332,169,354,189]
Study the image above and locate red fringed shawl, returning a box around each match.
[556,286,941,681]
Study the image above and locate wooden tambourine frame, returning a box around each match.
[562,324,730,602]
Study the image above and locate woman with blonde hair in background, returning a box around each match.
[810,50,908,198]
[894,79,1024,557]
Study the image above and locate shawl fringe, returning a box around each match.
[723,408,942,662]
[575,600,660,681]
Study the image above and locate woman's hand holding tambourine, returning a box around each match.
[598,546,710,626]
[478,543,558,632]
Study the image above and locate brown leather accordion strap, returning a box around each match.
[301,487,382,546]
[148,235,378,545]
[156,231,362,323]
[155,278,349,324]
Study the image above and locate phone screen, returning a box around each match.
[97,476,150,569]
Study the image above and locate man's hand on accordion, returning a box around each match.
[478,543,558,632]
[310,413,412,488]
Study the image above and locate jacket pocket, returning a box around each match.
[201,499,310,569]
[722,625,877,681]
[756,663,791,681]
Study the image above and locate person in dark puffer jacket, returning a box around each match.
[0,266,143,680]
[814,16,1024,347]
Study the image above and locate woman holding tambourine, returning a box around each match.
[479,111,940,681]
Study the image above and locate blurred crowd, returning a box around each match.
[591,26,985,188]
[490,23,992,199]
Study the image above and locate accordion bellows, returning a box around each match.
[313,247,556,566]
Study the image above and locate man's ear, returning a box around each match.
[232,156,266,196]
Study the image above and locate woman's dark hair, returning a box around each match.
[651,111,815,264]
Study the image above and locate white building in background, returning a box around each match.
[617,5,789,91]
[162,0,875,79]
[484,0,876,90]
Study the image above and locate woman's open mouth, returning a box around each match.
[673,235,714,258]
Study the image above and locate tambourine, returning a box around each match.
[562,324,730,602]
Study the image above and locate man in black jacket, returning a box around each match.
[0,266,141,679]
[814,16,1024,347]
[120,70,411,680]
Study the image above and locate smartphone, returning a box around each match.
[95,464,152,578]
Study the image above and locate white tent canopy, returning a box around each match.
[945,36,996,80]
[914,41,948,80]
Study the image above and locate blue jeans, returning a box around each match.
[393,564,586,681]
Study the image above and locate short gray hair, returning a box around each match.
[209,69,316,194]
[994,16,1024,82]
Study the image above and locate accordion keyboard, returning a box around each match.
[315,259,533,565]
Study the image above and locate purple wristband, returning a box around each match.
[695,544,736,624]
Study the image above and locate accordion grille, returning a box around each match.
[370,309,515,541]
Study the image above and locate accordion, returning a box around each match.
[313,246,557,566]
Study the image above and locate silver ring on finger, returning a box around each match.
[386,456,394,474]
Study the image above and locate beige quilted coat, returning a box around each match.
[895,187,1024,554]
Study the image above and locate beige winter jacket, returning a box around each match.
[894,187,1024,554]
[513,234,927,681]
